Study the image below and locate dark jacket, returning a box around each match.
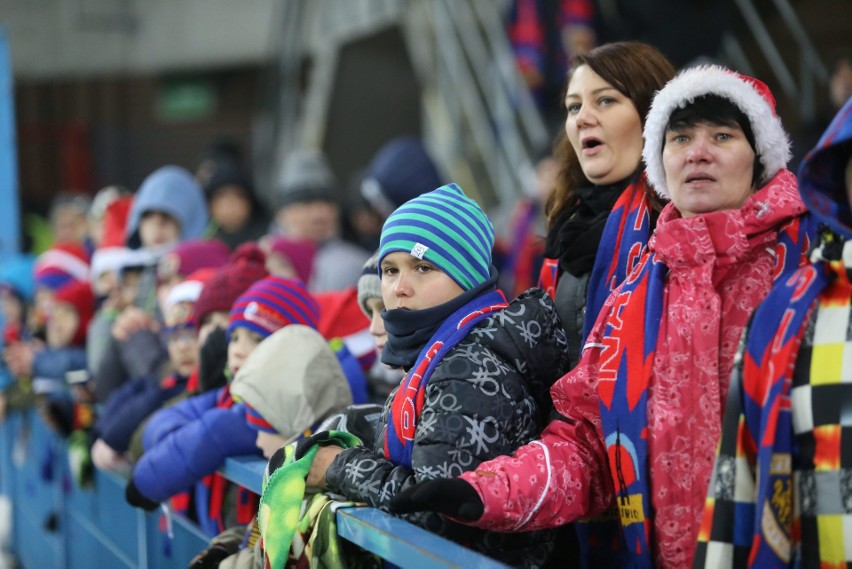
[94,372,188,453]
[325,289,570,568]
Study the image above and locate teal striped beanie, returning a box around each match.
[378,183,494,290]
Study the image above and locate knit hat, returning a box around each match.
[53,280,95,347]
[642,65,791,199]
[157,239,231,282]
[378,183,494,290]
[275,149,337,208]
[231,325,353,440]
[34,243,90,291]
[162,268,213,331]
[264,236,316,284]
[356,251,381,317]
[227,275,320,340]
[91,247,154,281]
[99,196,134,248]
[194,243,269,330]
[361,136,443,216]
[203,162,255,202]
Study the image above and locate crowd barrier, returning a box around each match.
[0,409,508,568]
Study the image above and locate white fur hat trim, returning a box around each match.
[642,65,791,199]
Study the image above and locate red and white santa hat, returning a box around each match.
[642,65,791,199]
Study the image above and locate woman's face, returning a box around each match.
[663,121,756,218]
[564,65,644,185]
[380,252,464,312]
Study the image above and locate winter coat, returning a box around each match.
[552,269,589,369]
[694,99,852,568]
[91,328,168,403]
[93,370,190,453]
[132,385,260,535]
[325,289,571,568]
[461,170,809,568]
[33,346,87,383]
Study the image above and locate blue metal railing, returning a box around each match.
[0,409,508,568]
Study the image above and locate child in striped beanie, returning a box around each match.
[299,182,571,566]
[226,275,320,377]
[125,274,321,538]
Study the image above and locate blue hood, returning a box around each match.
[125,166,209,249]
[797,97,852,237]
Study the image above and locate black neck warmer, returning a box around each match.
[381,267,499,370]
[544,178,632,277]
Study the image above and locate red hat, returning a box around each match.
[643,65,790,199]
[194,242,269,330]
[34,242,90,291]
[157,239,231,282]
[264,236,316,284]
[99,196,134,249]
[53,280,95,347]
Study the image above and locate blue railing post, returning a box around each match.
[0,26,21,259]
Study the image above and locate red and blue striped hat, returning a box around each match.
[227,275,319,340]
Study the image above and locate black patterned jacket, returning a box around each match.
[325,289,571,568]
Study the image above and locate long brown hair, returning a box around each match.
[545,42,676,229]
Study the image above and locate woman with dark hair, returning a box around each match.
[391,66,813,568]
[539,41,675,368]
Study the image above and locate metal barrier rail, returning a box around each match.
[222,456,511,569]
[0,409,508,568]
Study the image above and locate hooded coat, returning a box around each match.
[125,166,209,249]
[459,170,809,568]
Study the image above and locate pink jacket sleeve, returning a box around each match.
[459,352,615,532]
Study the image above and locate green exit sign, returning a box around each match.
[157,78,216,121]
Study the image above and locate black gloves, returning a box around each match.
[293,431,337,461]
[198,326,228,393]
[389,478,484,522]
[125,479,160,511]
[187,544,233,569]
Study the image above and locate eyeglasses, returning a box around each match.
[166,329,198,346]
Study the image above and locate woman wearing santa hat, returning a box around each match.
[389,65,814,568]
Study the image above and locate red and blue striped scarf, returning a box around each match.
[594,216,810,568]
[539,177,653,342]
[385,290,507,468]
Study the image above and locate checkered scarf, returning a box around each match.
[694,229,846,568]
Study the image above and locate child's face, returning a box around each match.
[210,187,252,232]
[275,201,338,244]
[0,290,23,327]
[365,297,387,353]
[46,302,80,348]
[255,430,287,459]
[138,211,180,250]
[166,328,199,377]
[94,270,118,299]
[228,326,264,376]
[118,270,143,310]
[380,252,464,311]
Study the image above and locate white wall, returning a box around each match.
[0,0,279,79]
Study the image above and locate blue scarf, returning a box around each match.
[384,290,508,468]
[594,213,810,568]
